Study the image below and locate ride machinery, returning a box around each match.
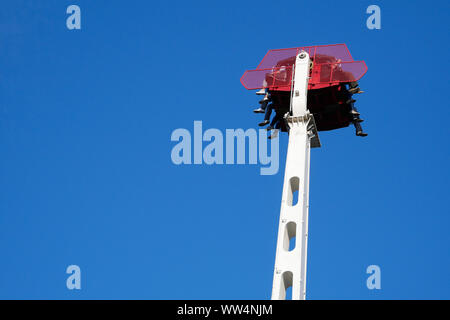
[240,44,368,300]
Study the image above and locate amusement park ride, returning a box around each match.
[240,44,368,300]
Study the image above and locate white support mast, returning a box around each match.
[271,51,320,300]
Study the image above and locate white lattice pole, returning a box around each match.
[271,51,313,300]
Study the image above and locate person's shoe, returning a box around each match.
[348,87,361,94]
[268,130,279,139]
[253,107,265,113]
[356,130,368,137]
[266,125,274,131]
[256,89,266,95]
[259,120,270,127]
[350,110,360,116]
[352,118,364,123]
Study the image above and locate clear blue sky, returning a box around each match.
[0,0,449,299]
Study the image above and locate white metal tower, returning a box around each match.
[240,43,368,300]
[271,51,320,300]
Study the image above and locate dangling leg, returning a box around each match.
[354,120,367,137]
[259,102,274,127]
[345,88,367,137]
[268,113,281,139]
[350,105,367,137]
[350,102,362,119]
[254,91,271,113]
[256,84,268,95]
[348,81,364,94]
[265,107,281,130]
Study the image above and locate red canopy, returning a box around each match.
[240,44,367,91]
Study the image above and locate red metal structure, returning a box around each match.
[240,44,368,132]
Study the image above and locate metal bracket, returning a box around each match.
[284,113,321,148]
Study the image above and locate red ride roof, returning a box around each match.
[240,44,367,91]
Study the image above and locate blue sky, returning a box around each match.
[0,0,449,299]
